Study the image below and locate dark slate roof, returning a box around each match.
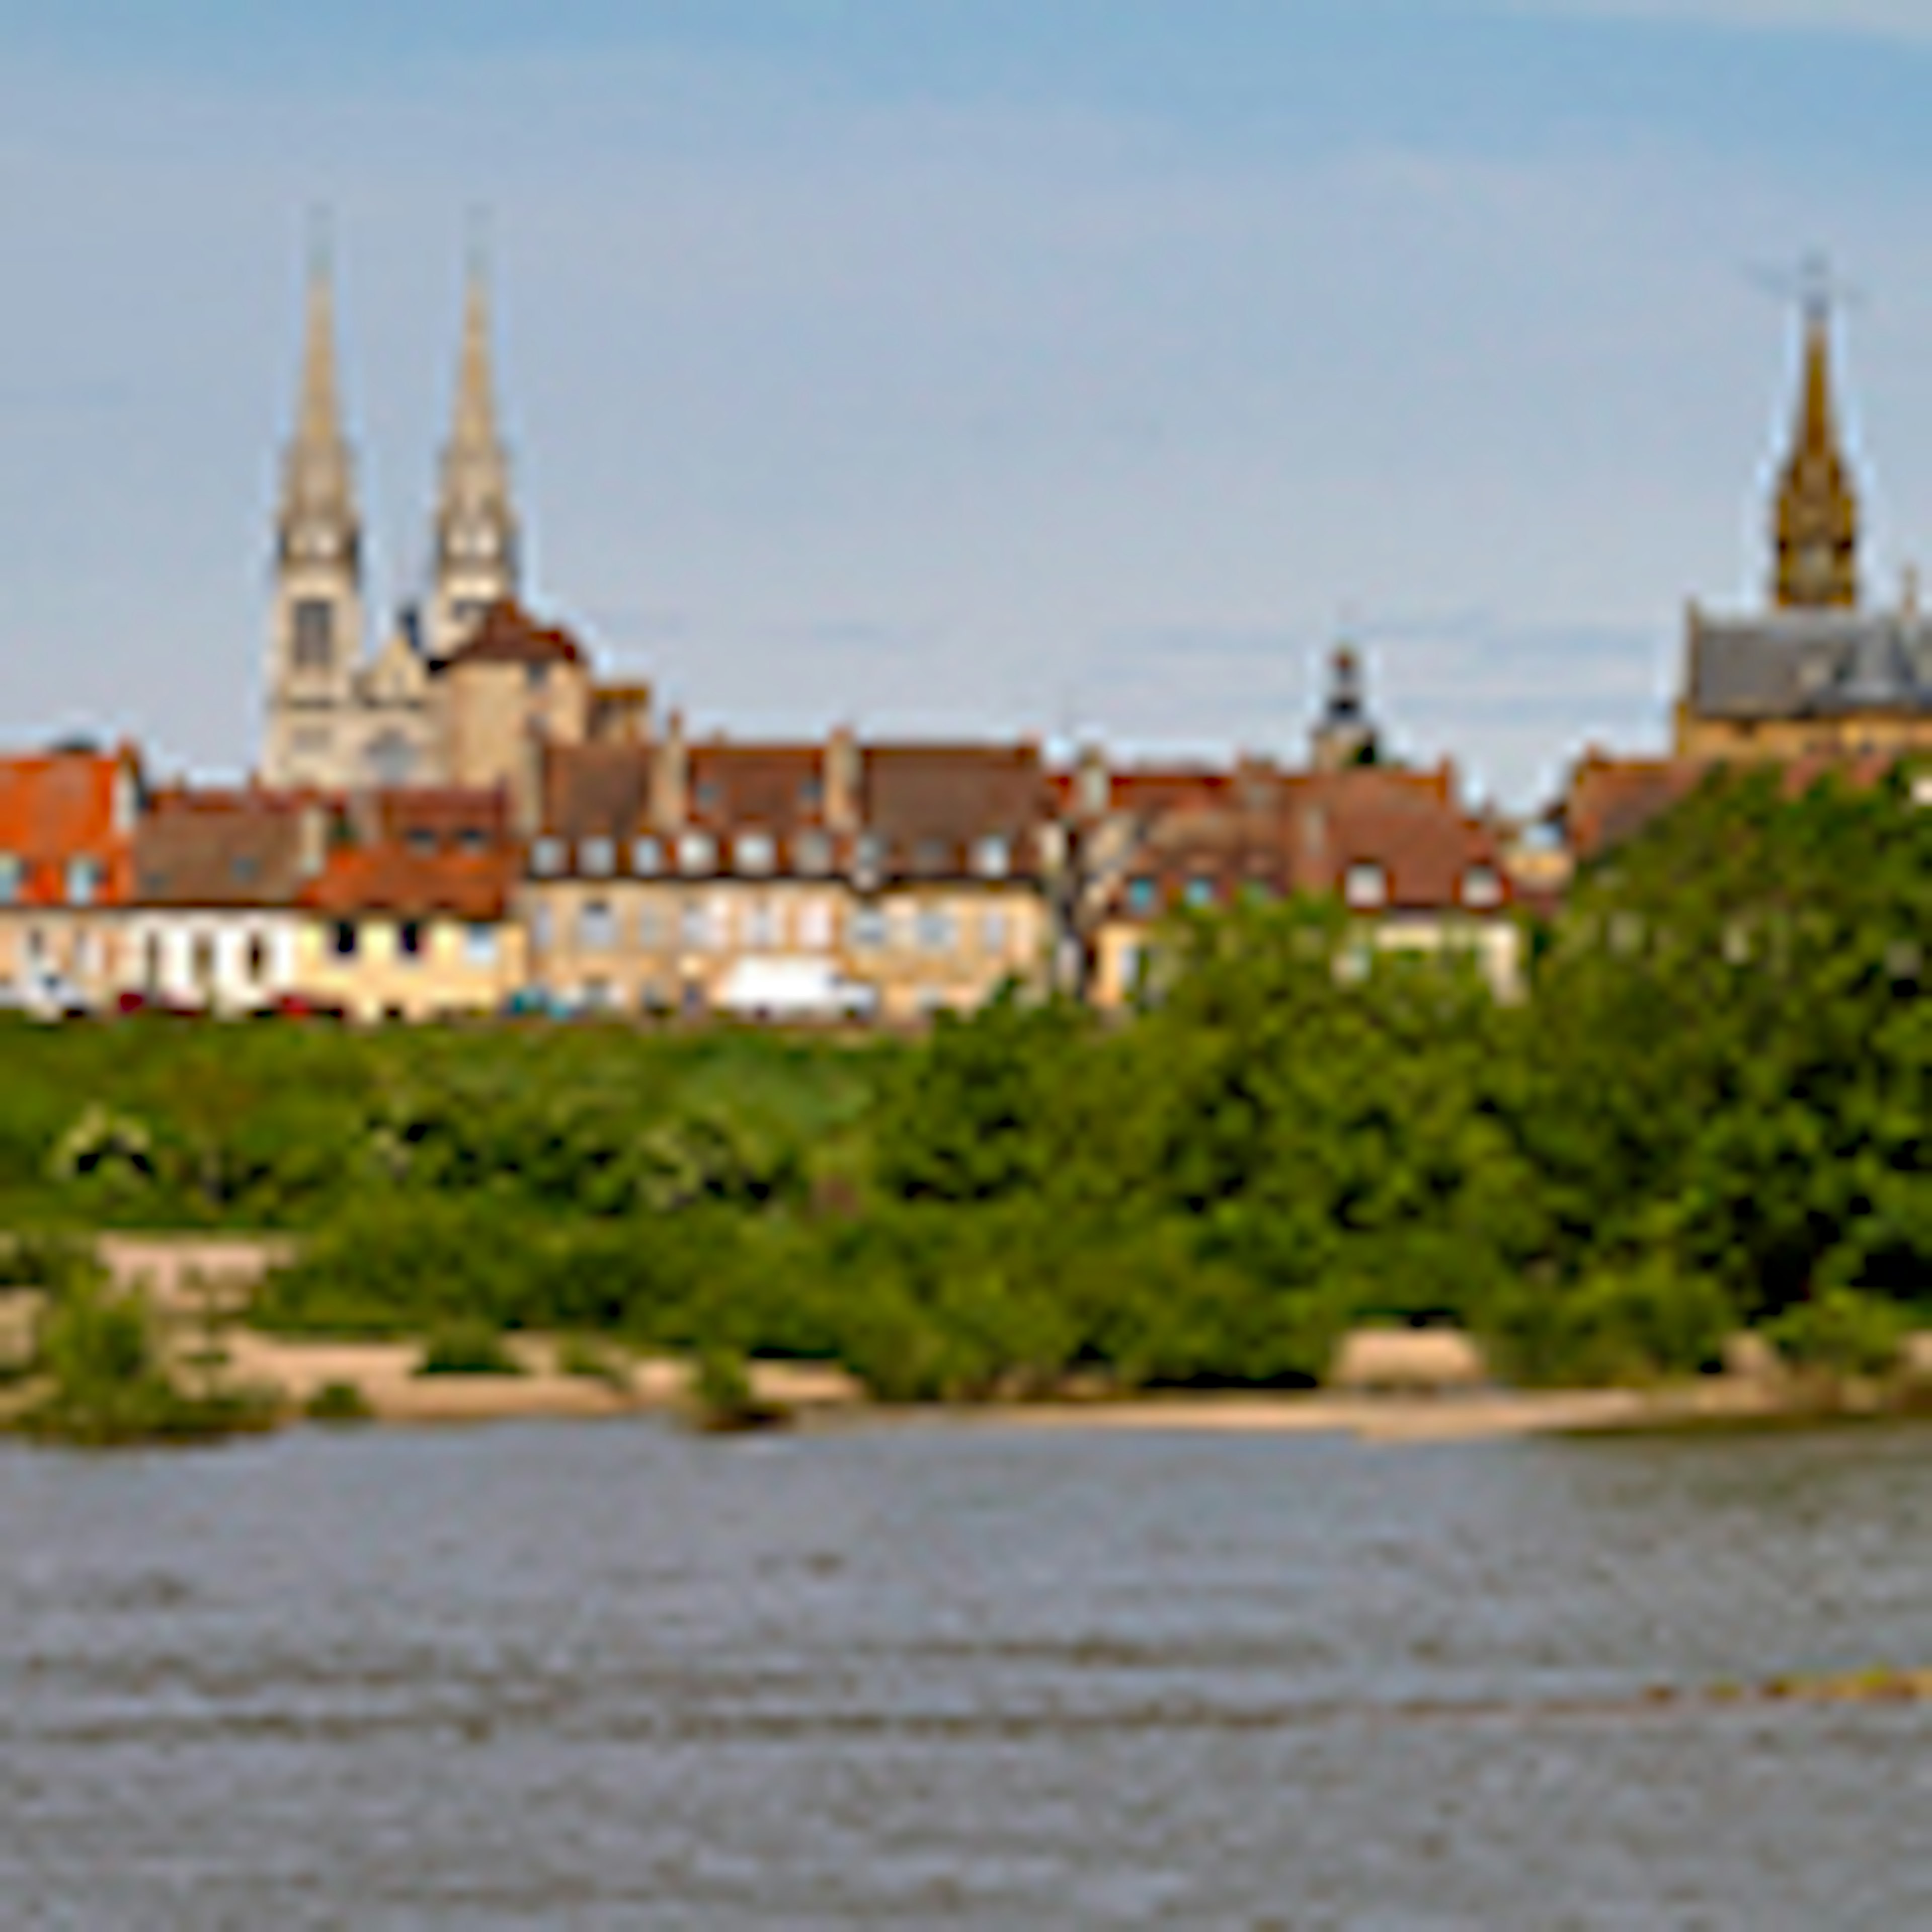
[1685,607,1932,719]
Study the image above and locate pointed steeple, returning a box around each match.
[263,219,367,789]
[278,221,361,566]
[1773,284,1860,610]
[430,227,520,660]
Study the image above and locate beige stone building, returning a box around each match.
[522,732,1055,1022]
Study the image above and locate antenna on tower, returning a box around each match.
[1746,250,1865,322]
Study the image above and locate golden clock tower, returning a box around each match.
[1772,294,1861,610]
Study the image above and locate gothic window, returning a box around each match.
[292,599,335,672]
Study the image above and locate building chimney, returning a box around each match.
[652,708,689,831]
[824,724,861,834]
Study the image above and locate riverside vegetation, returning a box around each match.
[4,763,1932,1416]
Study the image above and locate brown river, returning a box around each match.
[2,1418,1929,1927]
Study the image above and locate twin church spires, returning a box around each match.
[264,234,522,787]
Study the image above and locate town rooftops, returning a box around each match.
[0,743,141,907]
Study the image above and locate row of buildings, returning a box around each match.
[2,259,1921,1025]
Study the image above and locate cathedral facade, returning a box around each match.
[260,251,521,791]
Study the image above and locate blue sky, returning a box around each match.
[6,0,1932,803]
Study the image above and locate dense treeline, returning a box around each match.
[4,762,1931,1393]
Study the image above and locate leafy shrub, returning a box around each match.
[1768,1289,1907,1382]
[414,1321,526,1378]
[304,1380,375,1424]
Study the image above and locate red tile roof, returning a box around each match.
[299,845,516,921]
[0,745,140,907]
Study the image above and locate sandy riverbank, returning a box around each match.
[202,1331,1836,1440]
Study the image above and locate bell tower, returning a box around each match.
[428,245,520,662]
[1772,283,1861,611]
[263,232,366,786]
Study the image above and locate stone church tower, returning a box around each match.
[428,257,520,663]
[261,247,369,788]
[261,242,528,789]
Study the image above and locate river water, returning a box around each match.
[2,1417,1929,1929]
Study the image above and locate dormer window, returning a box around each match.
[678,831,717,876]
[915,838,949,875]
[1126,875,1159,917]
[581,836,615,878]
[1183,875,1217,910]
[0,854,21,905]
[406,829,437,857]
[735,832,776,876]
[531,836,566,878]
[1461,864,1503,911]
[972,834,1011,880]
[631,835,663,876]
[66,857,103,906]
[853,834,884,884]
[1344,862,1388,911]
[795,830,832,876]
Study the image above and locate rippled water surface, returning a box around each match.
[3,1417,1930,1928]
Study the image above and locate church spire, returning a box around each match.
[430,228,520,660]
[278,222,360,564]
[1773,279,1860,610]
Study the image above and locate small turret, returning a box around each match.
[1311,645,1379,771]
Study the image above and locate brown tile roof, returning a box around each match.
[541,742,654,840]
[687,742,827,833]
[133,789,315,908]
[862,743,1051,877]
[299,845,516,921]
[0,745,139,906]
[364,786,513,850]
[440,599,586,672]
[1108,767,1507,920]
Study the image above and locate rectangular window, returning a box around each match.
[981,908,1010,955]
[397,921,425,961]
[465,923,499,968]
[631,836,663,877]
[638,902,666,949]
[292,598,335,671]
[1183,876,1218,910]
[0,854,19,905]
[917,905,955,953]
[579,900,617,951]
[580,837,615,877]
[246,935,268,983]
[735,832,776,876]
[531,836,566,878]
[65,857,102,907]
[331,921,358,959]
[678,832,717,876]
[973,835,1011,880]
[798,899,834,951]
[795,831,832,876]
[679,897,714,952]
[850,904,887,952]
[745,899,779,949]
[1126,876,1159,918]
